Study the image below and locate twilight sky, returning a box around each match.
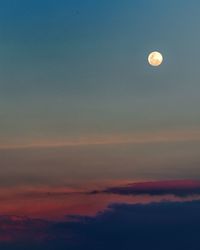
[1,2,200,249]
[1,0,200,185]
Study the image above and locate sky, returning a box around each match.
[0,1,200,249]
[0,0,200,184]
[1,0,200,141]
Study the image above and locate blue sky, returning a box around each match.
[1,0,200,141]
[0,0,200,183]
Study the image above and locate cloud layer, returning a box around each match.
[1,200,200,249]
[93,180,200,197]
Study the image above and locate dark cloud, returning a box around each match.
[1,200,200,249]
[91,180,200,197]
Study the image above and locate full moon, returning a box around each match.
[148,51,163,67]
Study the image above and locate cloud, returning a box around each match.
[91,180,200,197]
[1,129,200,149]
[1,200,200,249]
[1,180,200,221]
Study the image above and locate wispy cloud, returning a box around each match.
[93,180,200,197]
[1,129,200,149]
[0,180,200,220]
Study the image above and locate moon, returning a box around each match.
[148,51,163,67]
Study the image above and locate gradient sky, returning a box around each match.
[1,0,200,185]
[1,2,200,249]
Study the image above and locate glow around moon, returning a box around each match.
[148,51,163,67]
